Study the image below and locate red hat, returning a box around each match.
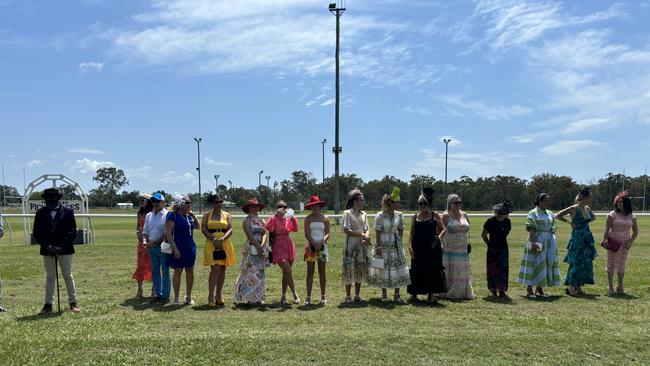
[304,195,327,208]
[614,191,629,206]
[242,198,265,213]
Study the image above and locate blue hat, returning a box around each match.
[151,193,165,202]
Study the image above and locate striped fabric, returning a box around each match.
[517,208,561,287]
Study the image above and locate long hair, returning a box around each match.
[616,197,634,216]
[345,188,363,210]
[138,200,153,216]
[575,187,591,203]
[446,193,461,211]
[381,194,393,211]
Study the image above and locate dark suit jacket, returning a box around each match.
[33,205,77,256]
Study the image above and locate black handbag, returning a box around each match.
[213,250,227,260]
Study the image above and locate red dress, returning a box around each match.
[132,214,152,281]
[265,215,299,264]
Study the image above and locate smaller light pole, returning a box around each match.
[443,138,451,198]
[214,174,220,193]
[258,170,264,190]
[265,175,271,188]
[194,137,202,213]
[321,138,327,182]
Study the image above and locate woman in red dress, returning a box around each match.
[133,193,153,298]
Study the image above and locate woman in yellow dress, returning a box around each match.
[201,194,236,306]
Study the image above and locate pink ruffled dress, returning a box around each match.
[266,215,299,264]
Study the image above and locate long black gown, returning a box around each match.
[407,214,447,295]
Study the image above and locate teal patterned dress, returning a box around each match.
[517,207,561,287]
[563,208,597,286]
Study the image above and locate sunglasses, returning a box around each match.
[213,201,223,204]
[277,205,287,209]
[183,201,192,205]
[452,201,462,205]
[151,199,161,203]
[418,202,428,206]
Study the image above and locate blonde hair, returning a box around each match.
[446,193,461,211]
[381,194,393,211]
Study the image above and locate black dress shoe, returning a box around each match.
[38,303,53,315]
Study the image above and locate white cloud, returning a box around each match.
[125,165,153,180]
[412,148,524,177]
[203,157,232,167]
[539,140,604,156]
[436,94,533,121]
[78,61,104,75]
[438,136,463,146]
[562,118,613,135]
[68,158,115,174]
[26,159,46,167]
[160,170,195,184]
[67,147,106,154]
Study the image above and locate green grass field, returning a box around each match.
[0,212,648,365]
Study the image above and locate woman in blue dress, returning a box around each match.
[555,187,597,297]
[165,195,201,305]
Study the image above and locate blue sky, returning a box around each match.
[1,0,649,196]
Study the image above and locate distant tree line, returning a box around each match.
[3,169,646,212]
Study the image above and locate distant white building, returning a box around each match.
[117,202,133,209]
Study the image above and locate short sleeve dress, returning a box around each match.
[516,207,561,287]
[341,209,370,285]
[606,211,636,273]
[165,212,197,269]
[368,211,410,289]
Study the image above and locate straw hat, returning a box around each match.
[242,198,265,213]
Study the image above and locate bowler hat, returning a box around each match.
[41,188,62,199]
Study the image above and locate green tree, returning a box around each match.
[92,167,129,208]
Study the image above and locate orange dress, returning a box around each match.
[132,213,152,281]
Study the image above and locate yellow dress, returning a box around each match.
[203,210,236,267]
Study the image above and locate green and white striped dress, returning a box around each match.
[517,207,561,287]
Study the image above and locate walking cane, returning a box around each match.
[54,255,61,314]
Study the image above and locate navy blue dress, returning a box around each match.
[165,212,197,269]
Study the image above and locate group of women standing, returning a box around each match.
[131,187,639,306]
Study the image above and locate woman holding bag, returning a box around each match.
[368,187,410,303]
[341,189,371,303]
[234,198,269,305]
[602,191,638,296]
[201,194,235,306]
[266,200,300,305]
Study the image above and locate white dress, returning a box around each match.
[368,211,411,289]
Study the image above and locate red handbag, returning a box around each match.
[604,236,623,252]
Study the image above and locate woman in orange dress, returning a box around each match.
[133,193,153,298]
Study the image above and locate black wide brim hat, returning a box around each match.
[41,188,62,199]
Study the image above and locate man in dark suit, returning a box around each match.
[33,188,80,314]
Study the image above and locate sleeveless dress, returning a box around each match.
[407,214,447,295]
[165,212,197,269]
[563,208,597,286]
[304,221,329,263]
[606,211,636,273]
[203,210,236,267]
[368,211,411,289]
[517,207,561,287]
[234,215,267,303]
[483,216,511,292]
[341,209,370,285]
[265,215,298,264]
[442,213,475,299]
[132,213,152,281]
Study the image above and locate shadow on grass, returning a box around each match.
[337,301,370,309]
[366,298,397,310]
[518,295,562,302]
[409,299,446,308]
[575,293,600,300]
[17,312,63,322]
[608,293,638,300]
[120,297,162,311]
[192,304,225,312]
[296,303,325,311]
[152,304,188,313]
[482,295,515,305]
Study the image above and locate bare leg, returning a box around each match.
[306,262,315,299]
[137,280,143,297]
[185,267,194,300]
[208,265,219,303]
[607,272,615,294]
[345,284,352,298]
[317,261,327,299]
[617,272,625,294]
[172,269,182,302]
[354,283,361,298]
[216,266,226,301]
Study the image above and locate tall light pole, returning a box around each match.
[228,180,232,190]
[329,2,345,215]
[443,138,451,198]
[265,175,271,188]
[214,174,220,193]
[228,180,233,202]
[321,138,327,182]
[194,137,203,213]
[258,170,264,190]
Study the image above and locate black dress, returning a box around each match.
[483,217,511,292]
[407,214,447,295]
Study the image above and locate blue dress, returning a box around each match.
[165,212,197,269]
[563,208,597,286]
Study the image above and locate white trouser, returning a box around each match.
[44,254,77,305]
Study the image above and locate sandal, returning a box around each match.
[565,288,578,297]
[409,294,418,302]
[427,294,438,303]
[393,295,405,304]
[353,296,363,302]
[303,297,312,305]
[136,289,143,299]
[319,296,328,305]
[184,297,195,305]
[526,287,536,298]
[381,294,389,302]
[344,296,353,303]
[607,288,615,296]
[535,287,547,297]
[208,299,216,307]
[217,298,225,306]
[280,295,288,305]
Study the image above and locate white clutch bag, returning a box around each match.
[249,243,258,256]
[526,241,543,251]
[160,241,173,254]
[370,257,384,269]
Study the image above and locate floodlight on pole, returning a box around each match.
[329,1,346,215]
[258,170,264,190]
[214,174,220,193]
[443,138,451,198]
[194,137,203,213]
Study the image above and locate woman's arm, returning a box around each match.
[323,217,330,243]
[222,214,233,241]
[165,219,181,259]
[439,213,448,240]
[375,229,383,256]
[630,218,638,247]
[481,229,489,245]
[304,217,314,244]
[408,215,415,258]
[602,214,613,242]
[201,212,212,239]
[190,212,201,231]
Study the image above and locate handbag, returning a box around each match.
[370,257,385,269]
[160,241,173,254]
[526,241,542,251]
[213,250,227,260]
[605,236,622,252]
